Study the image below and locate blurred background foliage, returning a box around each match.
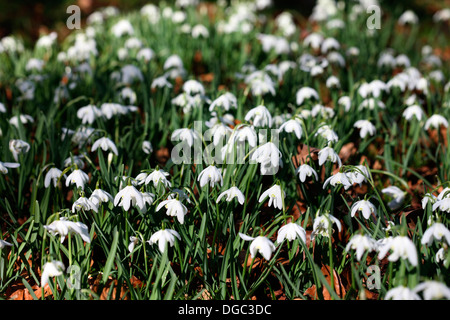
[0,0,448,47]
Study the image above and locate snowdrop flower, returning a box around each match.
[323,171,352,189]
[91,137,118,156]
[325,75,340,89]
[128,236,140,253]
[36,32,57,48]
[0,239,13,249]
[9,139,30,161]
[114,185,145,211]
[171,128,201,147]
[345,234,378,261]
[151,76,172,90]
[381,186,406,210]
[433,198,450,213]
[358,80,387,98]
[44,168,64,188]
[303,32,323,50]
[259,184,285,210]
[378,235,418,266]
[251,142,282,172]
[77,104,101,125]
[182,79,205,96]
[142,140,153,154]
[414,281,450,300]
[398,10,419,25]
[315,124,339,142]
[72,196,98,213]
[296,164,318,182]
[277,222,306,244]
[338,95,351,110]
[436,247,448,264]
[65,169,90,190]
[44,217,91,243]
[311,104,335,119]
[144,169,172,188]
[191,24,209,38]
[141,192,156,211]
[358,98,386,110]
[278,119,303,139]
[321,37,340,54]
[167,188,191,204]
[111,19,134,37]
[311,211,342,239]
[402,105,424,121]
[41,261,65,287]
[351,200,377,219]
[89,188,113,206]
[198,165,223,188]
[234,125,258,148]
[433,8,450,23]
[245,105,273,127]
[347,165,370,186]
[424,114,449,130]
[25,58,44,72]
[148,229,181,253]
[156,199,188,224]
[296,87,319,106]
[63,155,85,169]
[216,186,245,205]
[437,187,450,200]
[421,223,450,246]
[239,233,276,261]
[209,92,238,112]
[318,146,342,167]
[353,120,376,138]
[422,193,437,209]
[385,286,421,300]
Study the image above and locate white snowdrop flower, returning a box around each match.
[387,76,407,92]
[326,18,345,29]
[421,223,450,246]
[385,286,421,300]
[65,169,90,190]
[315,124,339,143]
[436,247,447,264]
[358,80,387,98]
[89,188,113,206]
[63,155,85,169]
[402,105,424,121]
[303,32,324,50]
[100,103,127,119]
[245,72,276,96]
[140,3,160,23]
[238,233,276,261]
[347,165,369,186]
[163,54,184,70]
[36,32,57,48]
[128,236,140,253]
[327,51,345,67]
[120,87,137,105]
[145,169,172,188]
[137,47,155,62]
[206,122,232,146]
[43,217,91,244]
[251,142,282,170]
[351,200,377,219]
[25,58,44,72]
[44,168,64,188]
[141,192,156,212]
[296,87,319,105]
[182,79,205,96]
[233,125,258,148]
[142,140,153,154]
[326,75,340,89]
[77,104,102,125]
[437,187,450,200]
[377,51,396,68]
[0,239,13,249]
[111,19,134,37]
[395,54,411,68]
[151,76,173,89]
[209,92,238,112]
[378,235,418,266]
[318,146,342,167]
[354,120,376,138]
[433,8,450,23]
[422,193,437,209]
[72,196,98,213]
[358,98,385,110]
[9,139,30,161]
[429,70,445,83]
[321,37,340,54]
[345,234,378,261]
[296,164,318,182]
[258,184,285,210]
[347,46,360,57]
[171,11,187,23]
[338,96,351,112]
[91,137,118,156]
[310,65,324,76]
[277,222,306,244]
[191,24,209,38]
[198,165,223,188]
[148,229,181,253]
[245,105,272,127]
[156,199,188,224]
[9,114,34,128]
[424,114,449,130]
[311,211,342,239]
[323,171,352,189]
[432,198,450,213]
[278,119,303,139]
[415,77,429,94]
[119,64,144,85]
[216,186,245,205]
[171,128,201,147]
[114,185,145,211]
[398,10,419,25]
[311,104,335,119]
[41,261,65,287]
[167,188,191,204]
[0,102,5,113]
[414,281,450,300]
[381,186,406,210]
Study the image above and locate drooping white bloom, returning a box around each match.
[251,142,282,170]
[354,120,376,138]
[142,169,172,188]
[311,211,342,239]
[111,19,134,37]
[9,139,30,161]
[91,137,118,156]
[421,223,450,246]
[209,92,238,112]
[315,124,339,142]
[43,217,91,243]
[385,286,421,300]
[347,165,370,186]
[171,128,201,147]
[167,188,191,204]
[278,119,303,139]
[44,167,64,188]
[351,200,377,219]
[303,32,323,50]
[378,235,418,266]
[77,104,102,125]
[433,198,450,213]
[216,186,245,205]
[424,114,449,130]
[345,234,378,261]
[414,281,450,300]
[318,146,342,167]
[114,185,145,211]
[142,140,153,154]
[233,125,258,148]
[156,199,188,224]
[398,10,419,25]
[323,171,352,189]
[89,188,113,206]
[381,186,406,210]
[296,87,319,105]
[65,169,90,190]
[148,229,181,253]
[197,165,223,188]
[151,76,173,89]
[41,260,65,287]
[72,196,98,213]
[311,104,335,119]
[258,184,285,210]
[182,79,205,96]
[402,105,424,121]
[325,75,341,89]
[296,164,318,182]
[277,222,306,244]
[238,233,276,261]
[245,105,273,127]
[0,161,20,174]
[422,192,437,209]
[128,236,140,253]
